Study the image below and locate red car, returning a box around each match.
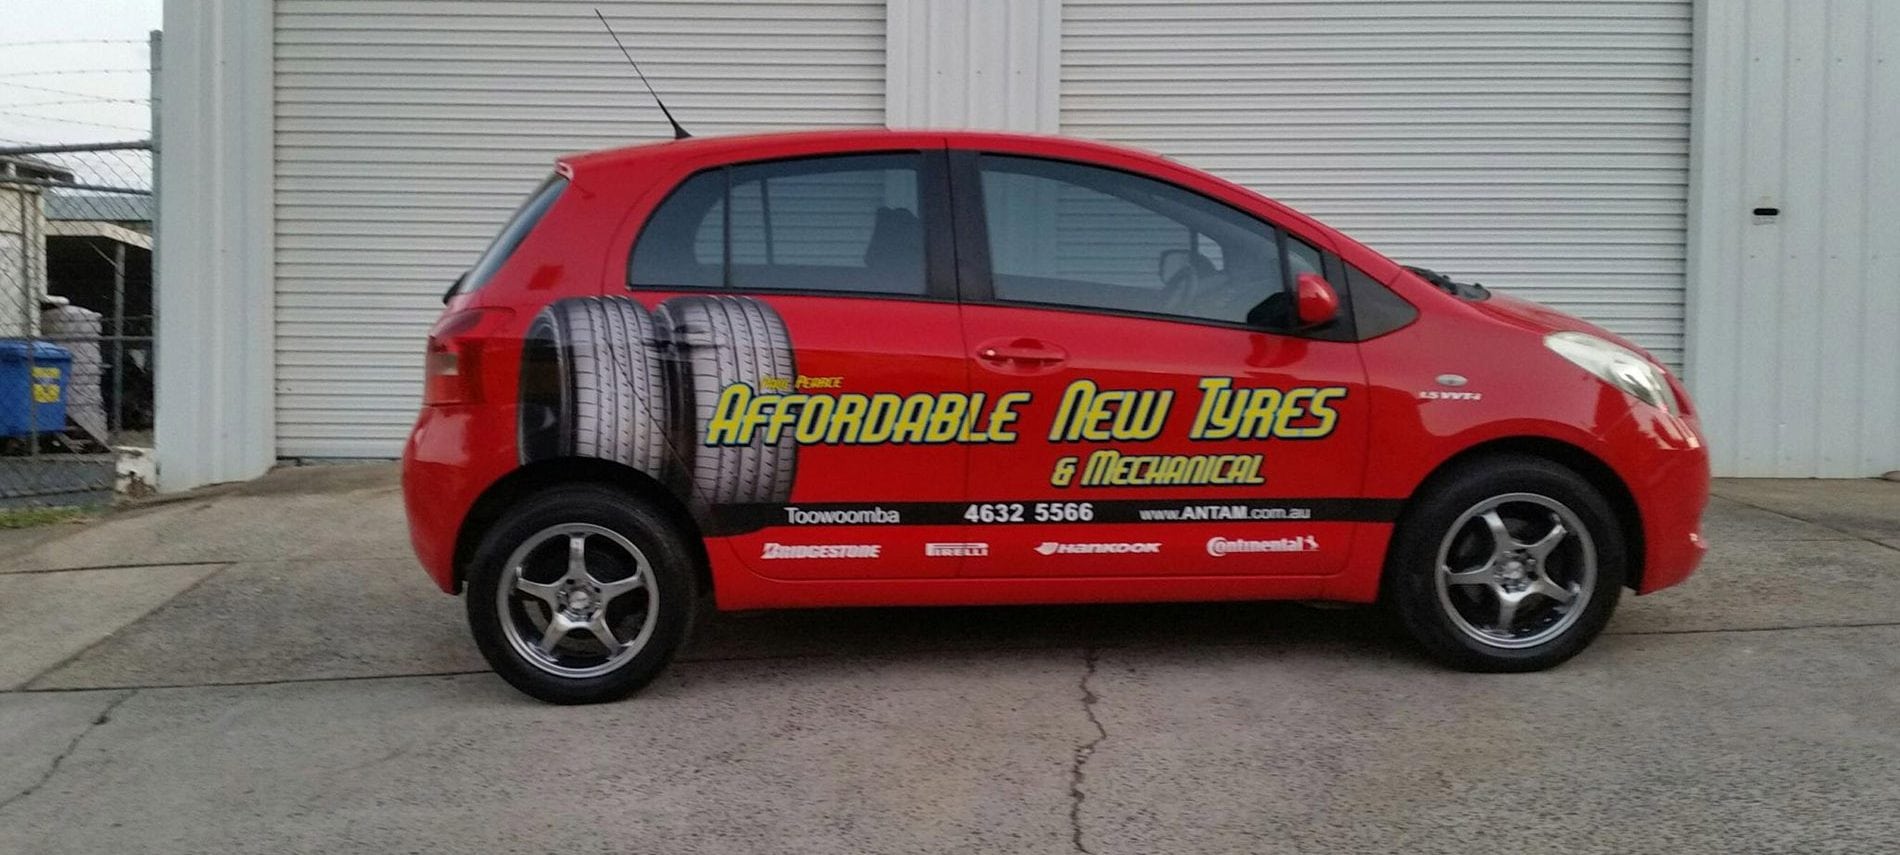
[402,130,1709,704]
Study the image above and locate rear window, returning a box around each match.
[629,153,927,296]
[454,175,567,296]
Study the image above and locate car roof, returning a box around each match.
[560,128,1167,172]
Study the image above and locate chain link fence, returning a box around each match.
[0,140,153,505]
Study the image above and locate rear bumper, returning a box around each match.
[1604,408,1710,593]
[402,406,495,594]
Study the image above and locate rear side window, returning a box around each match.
[457,175,566,296]
[630,154,927,296]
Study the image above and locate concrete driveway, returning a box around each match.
[1,465,1897,853]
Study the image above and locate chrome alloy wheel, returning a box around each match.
[496,522,659,679]
[1433,492,1597,650]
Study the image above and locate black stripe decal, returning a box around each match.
[706,498,1403,536]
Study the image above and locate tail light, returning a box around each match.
[424,307,514,406]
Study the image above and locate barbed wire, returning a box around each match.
[0,108,147,134]
[0,69,148,79]
[0,98,145,109]
[0,39,145,48]
[0,81,149,103]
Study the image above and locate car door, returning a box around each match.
[626,149,972,580]
[951,152,1371,578]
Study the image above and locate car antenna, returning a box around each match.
[594,8,691,140]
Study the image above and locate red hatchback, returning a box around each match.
[402,130,1709,704]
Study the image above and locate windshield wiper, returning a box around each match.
[1404,265,1490,300]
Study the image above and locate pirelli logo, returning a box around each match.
[924,542,989,557]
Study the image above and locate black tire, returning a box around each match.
[518,297,671,477]
[466,484,699,704]
[1385,455,1625,672]
[653,295,797,505]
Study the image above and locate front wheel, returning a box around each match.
[466,484,699,704]
[1386,456,1626,672]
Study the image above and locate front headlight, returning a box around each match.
[1544,331,1679,415]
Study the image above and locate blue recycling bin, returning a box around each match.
[0,340,71,438]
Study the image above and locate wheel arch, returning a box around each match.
[451,457,710,597]
[1395,436,1646,591]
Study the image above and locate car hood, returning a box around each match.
[1466,290,1659,363]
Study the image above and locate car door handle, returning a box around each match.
[977,342,1067,366]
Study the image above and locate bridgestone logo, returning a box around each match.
[925,542,989,557]
[761,543,882,560]
[1034,541,1161,556]
[1206,536,1319,557]
[783,506,902,525]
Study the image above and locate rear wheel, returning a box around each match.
[1387,456,1625,671]
[466,484,698,704]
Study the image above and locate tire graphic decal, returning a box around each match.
[654,295,797,506]
[518,297,671,476]
[520,294,798,513]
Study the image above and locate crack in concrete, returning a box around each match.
[1715,493,1900,555]
[6,619,1900,696]
[0,689,135,815]
[0,560,230,577]
[16,562,238,691]
[1607,620,1900,636]
[1068,646,1107,855]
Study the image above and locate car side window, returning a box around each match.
[630,153,927,296]
[977,155,1298,329]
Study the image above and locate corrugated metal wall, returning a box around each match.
[1059,0,1694,368]
[885,0,1060,131]
[251,0,1892,475]
[1686,0,1899,477]
[272,0,887,457]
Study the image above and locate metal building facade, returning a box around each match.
[157,0,1897,487]
[1063,0,1694,368]
[272,0,889,457]
[1686,0,1898,477]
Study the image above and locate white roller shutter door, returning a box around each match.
[1061,0,1692,367]
[273,0,886,457]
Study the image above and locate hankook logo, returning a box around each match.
[1206,536,1319,557]
[761,543,882,560]
[1034,541,1162,556]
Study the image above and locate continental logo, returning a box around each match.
[1034,541,1161,556]
[1207,536,1319,557]
[705,378,1345,447]
[761,543,882,560]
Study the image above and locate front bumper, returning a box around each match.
[1603,407,1710,593]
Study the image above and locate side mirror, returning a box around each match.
[1295,272,1340,327]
